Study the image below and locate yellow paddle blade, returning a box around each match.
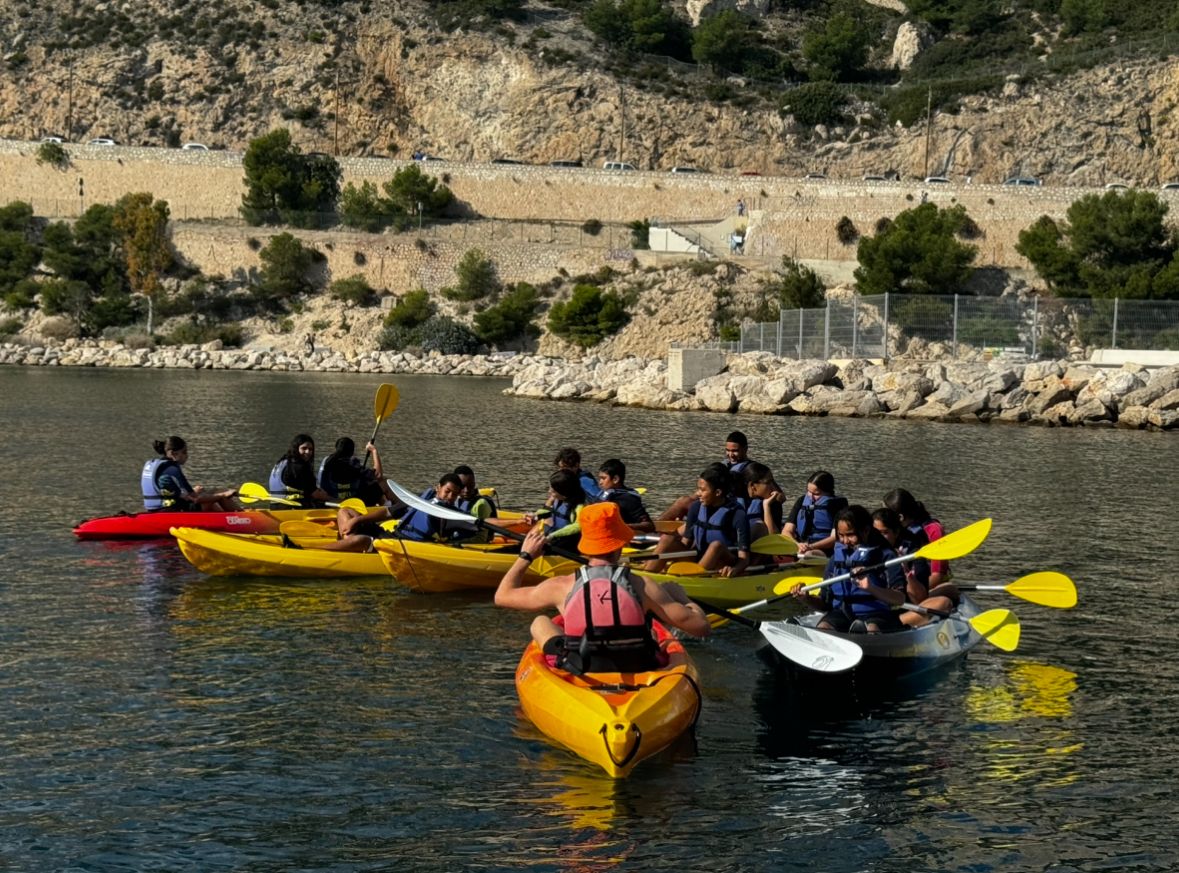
[969,608,1020,652]
[654,520,682,534]
[916,518,992,562]
[708,614,731,629]
[666,561,707,576]
[772,575,823,595]
[239,482,301,507]
[280,521,337,537]
[750,534,800,556]
[337,498,366,512]
[1006,571,1077,608]
[533,557,579,576]
[374,383,400,422]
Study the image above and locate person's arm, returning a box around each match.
[495,528,566,611]
[855,567,905,607]
[338,505,391,537]
[783,495,803,538]
[643,578,711,638]
[718,508,750,577]
[366,442,384,479]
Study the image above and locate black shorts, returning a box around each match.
[821,609,904,632]
[352,521,394,540]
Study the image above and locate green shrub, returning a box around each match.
[385,288,434,328]
[473,282,541,347]
[254,232,317,305]
[581,219,603,236]
[782,81,847,127]
[417,316,481,354]
[547,283,631,347]
[835,216,858,245]
[35,141,69,169]
[329,274,378,306]
[442,249,499,301]
[0,316,21,337]
[377,322,418,351]
[628,219,650,250]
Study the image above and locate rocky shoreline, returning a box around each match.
[4,340,1178,430]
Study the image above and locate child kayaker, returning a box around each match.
[595,458,654,533]
[783,470,848,558]
[141,436,239,512]
[645,463,750,576]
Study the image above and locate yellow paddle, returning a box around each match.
[279,521,340,538]
[749,534,800,556]
[238,481,301,507]
[955,571,1077,609]
[363,383,400,469]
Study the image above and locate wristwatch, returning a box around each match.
[518,551,534,563]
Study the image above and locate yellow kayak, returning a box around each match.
[374,537,560,592]
[515,621,701,778]
[655,556,830,608]
[172,526,390,577]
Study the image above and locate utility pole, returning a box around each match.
[618,83,625,163]
[66,58,74,141]
[923,86,932,179]
[333,64,340,157]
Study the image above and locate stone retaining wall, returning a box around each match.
[7,139,1168,270]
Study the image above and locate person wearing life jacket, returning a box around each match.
[645,463,750,576]
[269,433,330,508]
[286,473,469,552]
[595,458,654,533]
[784,470,848,558]
[450,464,499,543]
[790,505,907,633]
[318,437,395,506]
[524,469,588,549]
[884,487,958,607]
[495,501,711,673]
[141,436,238,512]
[740,461,786,543]
[657,430,756,522]
[553,447,602,501]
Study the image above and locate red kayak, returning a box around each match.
[72,509,315,540]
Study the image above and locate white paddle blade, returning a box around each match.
[759,622,863,673]
[386,479,477,523]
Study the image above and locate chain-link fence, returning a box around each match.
[730,293,1179,360]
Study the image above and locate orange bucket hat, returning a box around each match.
[577,502,634,556]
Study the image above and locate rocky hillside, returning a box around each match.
[2,1,1179,185]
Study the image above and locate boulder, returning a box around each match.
[1150,388,1179,411]
[739,377,799,414]
[870,368,934,397]
[1031,400,1076,426]
[1022,360,1064,382]
[1026,376,1073,414]
[1148,409,1179,429]
[904,401,952,420]
[1062,365,1098,392]
[1117,406,1151,428]
[946,388,991,417]
[825,391,883,417]
[1067,397,1113,425]
[792,359,838,391]
[696,375,738,413]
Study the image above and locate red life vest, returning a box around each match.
[559,565,657,673]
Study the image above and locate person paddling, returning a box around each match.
[595,458,654,533]
[318,437,395,506]
[495,502,711,673]
[141,436,238,512]
[646,463,750,576]
[783,470,847,558]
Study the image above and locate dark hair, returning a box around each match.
[808,470,836,495]
[283,433,315,462]
[699,462,731,493]
[549,469,586,505]
[327,437,355,463]
[725,431,748,448]
[438,472,463,490]
[840,505,891,548]
[871,506,903,535]
[453,464,474,478]
[153,436,187,456]
[883,488,931,523]
[743,461,773,485]
[553,447,581,469]
[598,458,626,483]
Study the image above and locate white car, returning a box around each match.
[669,166,707,173]
[40,135,64,144]
[924,176,950,184]
[602,161,636,171]
[1104,182,1131,190]
[1003,177,1042,186]
[87,137,117,146]
[181,142,209,151]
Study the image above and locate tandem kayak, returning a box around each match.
[774,594,988,681]
[172,527,390,578]
[515,620,702,778]
[73,508,339,540]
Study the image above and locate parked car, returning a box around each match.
[739,169,762,176]
[602,161,636,171]
[862,174,886,182]
[804,172,827,180]
[549,159,583,168]
[181,142,209,151]
[1003,177,1041,186]
[40,135,65,144]
[87,137,117,146]
[1161,182,1179,190]
[669,166,707,173]
[924,176,950,184]
[1104,182,1131,190]
[490,157,525,165]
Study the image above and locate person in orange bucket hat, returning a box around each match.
[495,502,711,673]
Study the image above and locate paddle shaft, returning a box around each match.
[363,383,399,470]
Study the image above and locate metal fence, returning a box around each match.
[733,293,1179,360]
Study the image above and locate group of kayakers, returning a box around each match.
[140,428,959,674]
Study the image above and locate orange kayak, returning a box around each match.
[515,621,702,778]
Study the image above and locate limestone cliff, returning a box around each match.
[1,1,1178,185]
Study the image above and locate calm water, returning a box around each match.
[1,366,1176,872]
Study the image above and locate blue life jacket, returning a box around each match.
[795,494,845,543]
[456,493,497,519]
[578,470,602,500]
[546,498,579,534]
[141,458,167,510]
[397,505,440,542]
[823,541,902,618]
[318,457,364,500]
[685,499,746,555]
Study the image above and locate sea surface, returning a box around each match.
[1,366,1175,872]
